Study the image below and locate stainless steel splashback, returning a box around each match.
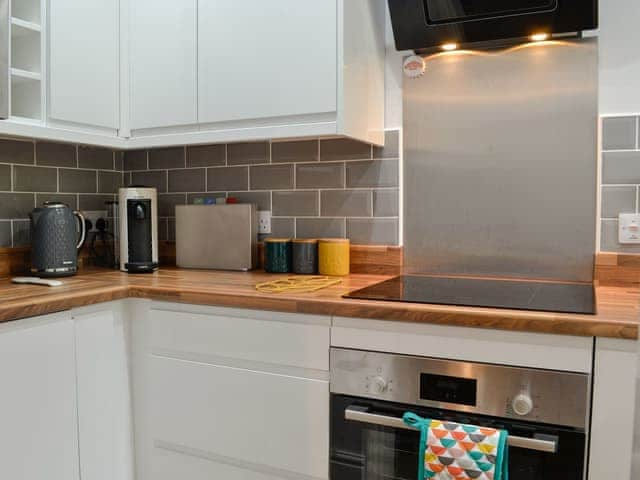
[403,39,598,282]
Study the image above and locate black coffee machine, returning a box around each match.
[118,187,158,273]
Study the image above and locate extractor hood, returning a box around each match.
[387,0,598,51]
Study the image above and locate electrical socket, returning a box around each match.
[82,210,108,232]
[258,210,272,234]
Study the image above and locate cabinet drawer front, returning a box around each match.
[147,356,329,479]
[148,307,330,371]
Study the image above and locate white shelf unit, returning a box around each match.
[9,0,42,122]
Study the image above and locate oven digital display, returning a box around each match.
[420,373,477,406]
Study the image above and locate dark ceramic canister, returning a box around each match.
[292,238,318,274]
[264,238,292,273]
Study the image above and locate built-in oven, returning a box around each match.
[330,348,590,480]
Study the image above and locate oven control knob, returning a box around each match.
[512,393,534,416]
[371,376,388,394]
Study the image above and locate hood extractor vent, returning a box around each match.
[387,0,597,52]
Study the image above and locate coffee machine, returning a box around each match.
[118,187,158,273]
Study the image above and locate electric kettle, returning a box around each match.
[30,202,86,277]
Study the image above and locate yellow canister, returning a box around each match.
[318,238,350,276]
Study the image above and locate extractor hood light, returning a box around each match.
[441,43,458,51]
[530,33,550,42]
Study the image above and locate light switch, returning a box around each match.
[618,213,640,244]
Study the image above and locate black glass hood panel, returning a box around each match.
[344,275,596,315]
[387,0,597,51]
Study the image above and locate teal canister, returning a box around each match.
[292,238,318,275]
[264,238,292,273]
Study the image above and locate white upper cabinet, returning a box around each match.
[129,0,197,131]
[198,0,337,125]
[48,0,119,130]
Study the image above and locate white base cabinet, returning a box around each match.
[0,314,80,480]
[0,303,133,480]
[130,302,331,480]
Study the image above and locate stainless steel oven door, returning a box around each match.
[330,395,587,480]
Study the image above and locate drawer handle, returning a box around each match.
[344,405,558,453]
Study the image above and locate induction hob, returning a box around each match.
[344,275,596,315]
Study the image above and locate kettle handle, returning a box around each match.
[74,210,86,249]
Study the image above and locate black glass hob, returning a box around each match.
[344,275,596,314]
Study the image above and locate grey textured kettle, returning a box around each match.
[30,202,86,277]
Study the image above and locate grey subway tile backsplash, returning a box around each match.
[12,220,30,247]
[130,170,167,193]
[271,217,295,238]
[373,189,399,217]
[148,147,185,170]
[36,142,76,167]
[0,130,401,247]
[123,150,147,171]
[60,169,97,193]
[602,117,637,150]
[250,164,293,190]
[600,115,640,253]
[79,194,115,211]
[187,144,226,167]
[36,193,78,209]
[320,138,371,161]
[158,218,168,241]
[228,142,269,166]
[227,191,271,211]
[0,193,34,218]
[158,193,187,217]
[13,166,58,192]
[602,151,640,184]
[0,164,10,190]
[347,218,399,245]
[296,163,344,189]
[601,186,636,218]
[168,168,206,193]
[0,139,34,165]
[272,191,319,216]
[373,130,400,159]
[208,166,248,191]
[296,217,345,239]
[0,221,11,247]
[321,190,371,217]
[346,159,398,188]
[272,140,318,163]
[79,146,114,170]
[98,171,123,194]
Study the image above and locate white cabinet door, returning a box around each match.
[145,356,329,480]
[130,0,197,130]
[48,0,119,129]
[198,0,337,125]
[74,307,134,480]
[0,316,80,480]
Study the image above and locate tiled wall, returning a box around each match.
[0,139,123,248]
[601,116,640,252]
[123,130,401,244]
[0,130,400,248]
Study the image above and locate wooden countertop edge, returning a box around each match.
[0,281,637,340]
[128,285,639,340]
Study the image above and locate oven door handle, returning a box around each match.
[344,405,558,453]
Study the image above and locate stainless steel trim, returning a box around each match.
[345,406,558,453]
[0,0,9,119]
[330,348,590,429]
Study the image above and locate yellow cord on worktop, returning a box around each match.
[255,276,342,294]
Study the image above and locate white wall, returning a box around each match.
[596,0,640,115]
[383,0,640,122]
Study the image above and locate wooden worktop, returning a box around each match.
[0,268,638,339]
